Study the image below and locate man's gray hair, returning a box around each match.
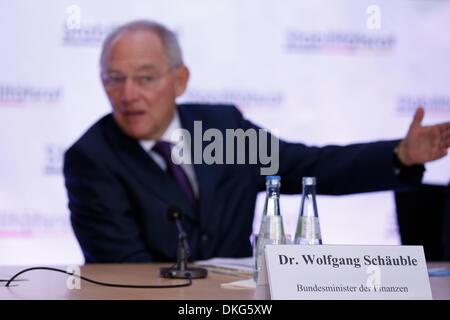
[100,20,184,71]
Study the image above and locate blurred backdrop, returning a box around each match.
[1,0,449,265]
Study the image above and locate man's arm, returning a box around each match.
[230,106,426,195]
[277,139,424,195]
[64,146,153,263]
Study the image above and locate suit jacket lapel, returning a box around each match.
[178,106,223,230]
[102,115,198,221]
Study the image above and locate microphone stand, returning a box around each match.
[159,215,207,279]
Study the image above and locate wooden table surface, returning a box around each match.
[0,262,448,300]
[0,263,254,300]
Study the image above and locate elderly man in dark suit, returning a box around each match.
[63,20,450,263]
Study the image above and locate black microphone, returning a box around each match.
[166,205,191,258]
[159,205,208,279]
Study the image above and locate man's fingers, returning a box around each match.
[440,121,450,134]
[439,148,448,159]
[443,136,450,149]
[438,122,450,149]
[411,106,425,128]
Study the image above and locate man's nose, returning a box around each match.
[120,78,139,104]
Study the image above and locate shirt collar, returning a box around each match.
[139,110,182,151]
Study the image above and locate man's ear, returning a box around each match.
[100,72,109,92]
[174,65,190,97]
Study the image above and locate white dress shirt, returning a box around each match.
[139,111,199,198]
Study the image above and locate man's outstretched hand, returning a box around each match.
[396,107,450,166]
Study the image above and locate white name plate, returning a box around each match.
[254,245,432,300]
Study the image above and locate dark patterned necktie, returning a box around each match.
[152,141,197,208]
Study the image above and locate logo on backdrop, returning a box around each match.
[62,4,117,46]
[0,209,71,238]
[0,85,62,106]
[181,89,284,111]
[396,95,450,115]
[285,30,395,54]
[43,144,65,175]
[62,22,118,46]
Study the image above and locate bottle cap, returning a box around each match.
[302,177,316,185]
[266,175,281,181]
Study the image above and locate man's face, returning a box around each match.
[102,29,189,140]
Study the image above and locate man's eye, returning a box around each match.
[139,76,155,83]
[109,77,124,84]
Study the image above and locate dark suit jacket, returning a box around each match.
[63,104,422,263]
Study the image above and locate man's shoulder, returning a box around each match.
[177,103,238,114]
[65,113,115,156]
[177,103,242,123]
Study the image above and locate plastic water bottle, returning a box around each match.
[294,177,323,245]
[254,176,286,281]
